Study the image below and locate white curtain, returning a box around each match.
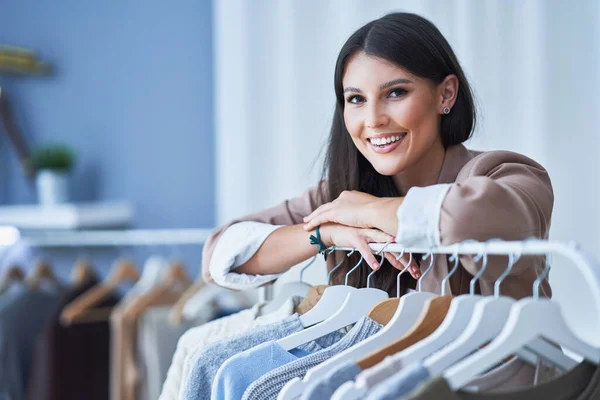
[213,0,600,343]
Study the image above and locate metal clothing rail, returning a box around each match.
[364,239,581,258]
[17,229,214,247]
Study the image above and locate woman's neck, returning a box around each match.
[393,140,446,195]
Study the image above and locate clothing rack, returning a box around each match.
[2,228,273,302]
[17,229,214,247]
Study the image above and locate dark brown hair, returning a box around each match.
[321,12,476,296]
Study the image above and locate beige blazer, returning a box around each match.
[202,144,553,299]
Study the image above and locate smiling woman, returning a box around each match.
[201,12,553,301]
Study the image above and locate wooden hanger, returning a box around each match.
[70,258,97,286]
[357,295,453,370]
[367,297,399,326]
[123,259,191,320]
[0,264,25,296]
[169,279,206,325]
[60,259,139,325]
[27,259,59,290]
[2,265,25,282]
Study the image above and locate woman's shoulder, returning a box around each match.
[459,147,550,180]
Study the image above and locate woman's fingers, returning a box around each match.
[384,252,405,272]
[390,252,421,279]
[354,240,381,271]
[364,229,395,244]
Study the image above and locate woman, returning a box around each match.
[202,12,553,299]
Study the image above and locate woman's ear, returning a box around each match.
[438,74,459,113]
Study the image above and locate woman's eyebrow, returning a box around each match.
[379,78,412,90]
[343,78,413,94]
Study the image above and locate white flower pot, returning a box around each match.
[36,170,70,205]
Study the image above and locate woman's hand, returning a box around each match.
[319,223,421,279]
[303,191,403,236]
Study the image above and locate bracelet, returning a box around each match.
[309,226,329,261]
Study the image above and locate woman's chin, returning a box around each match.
[372,162,405,176]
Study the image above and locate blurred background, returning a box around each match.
[0,0,599,312]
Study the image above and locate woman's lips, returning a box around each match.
[368,133,406,154]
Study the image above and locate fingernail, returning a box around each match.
[373,262,380,270]
[303,216,308,221]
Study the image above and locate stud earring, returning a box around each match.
[442,107,451,114]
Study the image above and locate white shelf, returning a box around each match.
[0,201,133,230]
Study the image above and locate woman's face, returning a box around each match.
[342,51,454,177]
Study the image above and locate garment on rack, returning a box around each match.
[137,306,194,400]
[301,361,362,400]
[462,357,539,392]
[212,329,344,400]
[202,144,553,300]
[182,311,343,400]
[242,316,382,400]
[402,361,599,400]
[0,283,63,400]
[366,362,430,400]
[110,285,184,400]
[160,296,300,400]
[26,276,120,400]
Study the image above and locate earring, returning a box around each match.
[442,107,451,114]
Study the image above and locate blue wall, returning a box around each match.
[0,1,215,277]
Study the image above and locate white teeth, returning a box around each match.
[370,134,405,146]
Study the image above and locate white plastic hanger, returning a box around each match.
[260,255,316,315]
[432,246,579,378]
[444,251,600,389]
[278,246,435,400]
[277,248,389,351]
[335,244,465,400]
[385,241,485,368]
[298,249,359,327]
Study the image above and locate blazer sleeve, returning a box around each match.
[439,151,554,281]
[202,182,328,285]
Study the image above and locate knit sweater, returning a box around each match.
[242,317,382,400]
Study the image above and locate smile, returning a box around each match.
[368,133,407,153]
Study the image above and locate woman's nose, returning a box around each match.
[365,102,389,129]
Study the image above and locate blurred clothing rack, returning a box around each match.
[18,228,214,247]
[5,227,274,301]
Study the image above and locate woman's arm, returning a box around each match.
[234,224,318,276]
[236,223,408,277]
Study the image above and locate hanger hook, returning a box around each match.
[377,242,393,266]
[395,258,411,298]
[418,250,436,292]
[494,247,522,298]
[457,238,489,295]
[367,267,377,289]
[326,247,344,285]
[469,242,489,295]
[299,255,317,284]
[344,249,360,286]
[533,253,552,299]
[442,243,462,296]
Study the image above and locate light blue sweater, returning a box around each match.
[212,341,311,400]
[182,313,343,400]
[366,362,430,400]
[301,360,362,400]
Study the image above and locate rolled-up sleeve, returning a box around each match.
[209,222,284,290]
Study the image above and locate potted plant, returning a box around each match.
[31,144,75,205]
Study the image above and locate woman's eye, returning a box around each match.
[346,95,365,104]
[389,88,407,98]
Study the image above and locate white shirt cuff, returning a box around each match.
[395,184,452,247]
[209,221,284,290]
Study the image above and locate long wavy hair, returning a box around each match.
[319,12,477,296]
